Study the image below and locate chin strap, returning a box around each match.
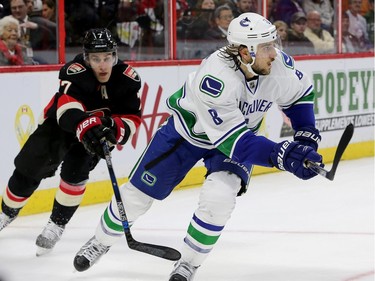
[238,55,258,77]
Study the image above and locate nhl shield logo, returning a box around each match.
[67,63,86,75]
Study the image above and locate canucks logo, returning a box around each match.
[141,171,157,186]
[199,75,224,97]
[280,50,294,69]
[240,17,251,27]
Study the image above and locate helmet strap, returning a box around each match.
[238,55,258,77]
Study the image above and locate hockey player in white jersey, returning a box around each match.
[73,13,323,281]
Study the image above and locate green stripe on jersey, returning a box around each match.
[295,91,315,104]
[217,126,248,157]
[167,87,210,142]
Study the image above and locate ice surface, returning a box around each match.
[0,157,373,281]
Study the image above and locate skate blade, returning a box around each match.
[36,246,52,257]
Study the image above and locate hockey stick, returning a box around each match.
[102,141,181,261]
[306,123,354,181]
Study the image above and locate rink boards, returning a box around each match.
[0,56,373,215]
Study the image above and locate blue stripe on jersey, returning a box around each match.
[192,214,224,232]
[302,85,314,98]
[213,121,247,147]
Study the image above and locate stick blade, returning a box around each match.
[307,123,354,181]
[327,123,354,180]
[127,236,181,261]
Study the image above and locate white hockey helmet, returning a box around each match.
[227,13,278,57]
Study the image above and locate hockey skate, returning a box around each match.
[35,219,65,256]
[169,260,198,281]
[73,236,110,272]
[0,212,16,231]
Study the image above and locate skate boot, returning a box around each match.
[0,212,16,231]
[73,236,110,272]
[169,260,198,281]
[35,218,65,256]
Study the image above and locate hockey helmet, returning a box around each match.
[227,13,278,58]
[83,28,118,65]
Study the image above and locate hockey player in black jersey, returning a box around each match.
[0,28,142,256]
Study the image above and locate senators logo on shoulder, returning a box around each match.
[67,63,87,75]
[124,66,140,82]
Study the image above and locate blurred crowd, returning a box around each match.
[0,0,165,65]
[0,0,373,65]
[178,0,374,58]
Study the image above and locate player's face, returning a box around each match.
[252,42,277,75]
[88,52,115,83]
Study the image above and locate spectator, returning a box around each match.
[206,4,233,41]
[268,0,279,22]
[0,16,34,65]
[302,0,334,34]
[9,0,36,59]
[176,5,193,40]
[232,0,257,17]
[97,0,119,33]
[65,0,100,45]
[274,20,288,49]
[44,0,73,46]
[217,0,236,11]
[116,0,143,49]
[286,12,315,55]
[185,0,216,39]
[28,0,56,50]
[342,12,367,53]
[364,0,374,49]
[25,0,33,14]
[346,0,370,48]
[272,0,304,26]
[42,0,56,22]
[304,10,334,54]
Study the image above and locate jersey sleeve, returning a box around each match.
[111,64,142,138]
[54,60,93,133]
[274,51,314,110]
[274,50,317,130]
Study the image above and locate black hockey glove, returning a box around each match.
[76,116,117,158]
[100,116,131,145]
[270,140,323,180]
[294,127,321,151]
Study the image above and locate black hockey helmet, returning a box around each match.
[83,28,118,65]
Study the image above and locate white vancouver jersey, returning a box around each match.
[167,48,314,158]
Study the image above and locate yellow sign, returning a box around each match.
[15,105,35,148]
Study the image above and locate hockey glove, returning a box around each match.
[100,116,131,145]
[270,140,323,180]
[76,116,117,158]
[294,127,321,151]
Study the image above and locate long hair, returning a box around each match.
[217,44,244,71]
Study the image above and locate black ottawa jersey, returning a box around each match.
[42,54,142,134]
